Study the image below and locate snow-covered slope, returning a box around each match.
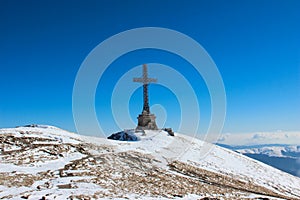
[1,126,300,199]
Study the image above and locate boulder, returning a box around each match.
[107,130,139,141]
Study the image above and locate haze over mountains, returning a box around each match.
[216,131,300,178]
[218,131,300,146]
[217,143,300,178]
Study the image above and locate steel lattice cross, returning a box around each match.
[133,64,157,113]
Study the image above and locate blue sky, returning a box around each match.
[0,0,299,134]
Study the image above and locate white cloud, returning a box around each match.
[252,133,267,140]
[215,131,300,146]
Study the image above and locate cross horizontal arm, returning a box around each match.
[133,78,157,83]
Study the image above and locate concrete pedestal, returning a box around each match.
[136,112,158,130]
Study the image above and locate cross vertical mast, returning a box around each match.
[133,64,158,130]
[143,64,149,113]
[133,64,157,114]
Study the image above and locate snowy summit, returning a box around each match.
[0,125,300,199]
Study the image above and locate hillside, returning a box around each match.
[0,125,300,199]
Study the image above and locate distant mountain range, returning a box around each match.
[217,143,300,177]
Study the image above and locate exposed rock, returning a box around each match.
[107,130,139,141]
[163,128,175,136]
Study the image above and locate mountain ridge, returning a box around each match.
[1,125,300,199]
[216,143,300,178]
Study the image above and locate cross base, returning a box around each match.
[136,112,158,131]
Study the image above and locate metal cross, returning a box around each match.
[133,64,157,114]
